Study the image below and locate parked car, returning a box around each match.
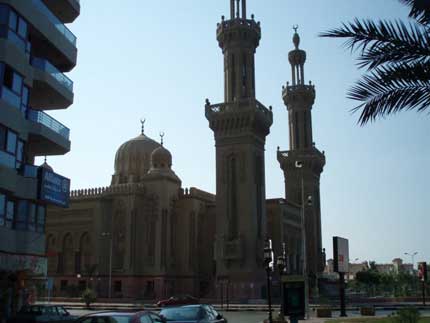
[75,310,165,323]
[156,295,199,307]
[7,305,76,323]
[159,305,227,323]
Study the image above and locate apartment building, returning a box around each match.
[0,0,79,317]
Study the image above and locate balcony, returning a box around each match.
[27,109,71,155]
[28,109,70,140]
[30,57,74,109]
[32,0,76,46]
[42,0,80,24]
[5,0,77,70]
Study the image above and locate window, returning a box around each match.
[140,315,152,323]
[114,280,122,293]
[56,307,68,316]
[36,205,45,233]
[11,72,22,94]
[17,17,27,38]
[3,64,13,89]
[60,280,68,291]
[6,129,16,154]
[21,86,29,115]
[78,280,86,291]
[16,139,24,169]
[5,200,14,228]
[15,200,28,230]
[0,194,5,226]
[7,10,16,31]
[0,126,5,149]
[29,203,36,232]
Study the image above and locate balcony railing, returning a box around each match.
[27,109,70,140]
[32,0,77,46]
[31,57,74,92]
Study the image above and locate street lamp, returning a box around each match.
[295,160,310,316]
[405,252,418,269]
[101,232,113,299]
[276,243,287,322]
[264,239,274,323]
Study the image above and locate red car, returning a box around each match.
[156,295,199,307]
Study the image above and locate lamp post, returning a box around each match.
[101,232,113,299]
[264,239,274,323]
[295,160,309,317]
[404,252,418,269]
[276,243,287,322]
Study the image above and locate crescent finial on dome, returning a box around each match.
[140,118,146,134]
[160,132,165,146]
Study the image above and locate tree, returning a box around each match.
[320,0,430,125]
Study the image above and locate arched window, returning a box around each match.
[46,235,57,274]
[62,233,74,274]
[80,233,92,273]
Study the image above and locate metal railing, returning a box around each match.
[27,109,70,140]
[31,57,74,92]
[32,0,77,46]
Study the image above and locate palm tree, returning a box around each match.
[320,0,430,125]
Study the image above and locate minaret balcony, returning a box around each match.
[205,98,273,132]
[216,17,261,48]
[282,83,316,108]
[277,148,325,174]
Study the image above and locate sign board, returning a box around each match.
[38,168,70,208]
[283,276,305,318]
[418,262,427,282]
[0,252,47,276]
[333,236,349,273]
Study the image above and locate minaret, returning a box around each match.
[205,0,273,298]
[277,29,326,282]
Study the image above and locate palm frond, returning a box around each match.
[320,19,430,70]
[399,0,430,25]
[348,61,430,124]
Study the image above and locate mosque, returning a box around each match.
[45,0,325,300]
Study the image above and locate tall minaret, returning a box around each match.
[277,29,326,282]
[205,0,273,298]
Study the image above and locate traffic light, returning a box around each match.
[418,262,427,282]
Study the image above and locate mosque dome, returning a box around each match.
[40,157,53,172]
[151,145,172,169]
[147,135,181,183]
[113,127,161,184]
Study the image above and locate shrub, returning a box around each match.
[392,307,420,323]
[81,289,97,308]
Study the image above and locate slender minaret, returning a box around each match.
[205,0,273,298]
[277,29,326,282]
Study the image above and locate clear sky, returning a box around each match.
[40,0,429,266]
